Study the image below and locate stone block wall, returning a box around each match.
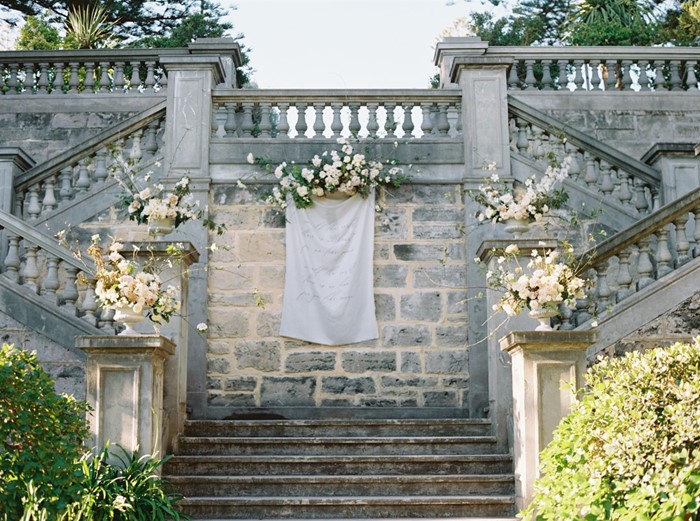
[205,182,470,413]
[0,97,162,163]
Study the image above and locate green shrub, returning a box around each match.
[522,339,700,520]
[0,343,89,519]
[62,444,188,520]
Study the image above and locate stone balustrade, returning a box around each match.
[13,108,165,223]
[573,185,700,327]
[0,210,114,331]
[0,49,181,95]
[211,90,463,140]
[508,97,661,215]
[485,47,700,92]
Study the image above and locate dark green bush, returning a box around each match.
[0,343,89,519]
[522,339,700,520]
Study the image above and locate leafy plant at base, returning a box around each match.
[0,343,89,520]
[522,339,700,520]
[62,445,188,520]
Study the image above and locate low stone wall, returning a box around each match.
[204,182,470,414]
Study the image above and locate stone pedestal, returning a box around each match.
[123,241,199,453]
[642,143,700,206]
[477,239,557,450]
[499,330,598,511]
[77,335,175,458]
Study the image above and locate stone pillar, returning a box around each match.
[188,38,243,88]
[477,238,557,450]
[0,147,34,259]
[433,37,489,89]
[122,241,199,453]
[77,335,175,458]
[499,330,598,511]
[641,143,700,205]
[447,45,513,419]
[159,55,220,419]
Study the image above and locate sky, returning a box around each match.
[220,0,486,89]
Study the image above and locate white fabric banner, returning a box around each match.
[279,192,378,345]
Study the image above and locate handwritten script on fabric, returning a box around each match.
[279,192,377,345]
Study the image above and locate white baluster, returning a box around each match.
[655,226,673,278]
[43,255,60,303]
[636,236,655,289]
[674,214,691,266]
[595,261,613,308]
[81,285,99,326]
[20,245,40,292]
[75,158,91,193]
[225,102,238,137]
[384,102,397,138]
[348,103,361,137]
[330,102,343,138]
[540,60,553,90]
[61,266,79,314]
[277,102,290,139]
[599,161,614,196]
[258,102,272,138]
[420,103,433,138]
[312,102,325,138]
[516,119,530,158]
[616,249,634,302]
[617,170,632,208]
[523,60,536,89]
[129,129,143,162]
[402,103,415,138]
[59,166,74,201]
[367,103,379,138]
[437,102,450,136]
[634,179,649,214]
[94,148,108,183]
[27,185,41,218]
[4,235,21,283]
[42,175,57,211]
[295,103,308,139]
[241,102,255,137]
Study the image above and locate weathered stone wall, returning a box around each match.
[511,92,700,161]
[595,292,700,361]
[0,311,85,400]
[2,96,162,164]
[204,182,470,414]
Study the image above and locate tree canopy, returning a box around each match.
[452,0,700,46]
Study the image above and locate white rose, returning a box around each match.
[246,153,255,164]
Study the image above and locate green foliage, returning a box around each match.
[0,344,89,520]
[660,0,700,45]
[15,14,61,50]
[63,4,115,49]
[565,0,660,45]
[469,11,543,46]
[59,445,188,520]
[522,339,700,520]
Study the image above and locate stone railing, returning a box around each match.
[211,89,463,139]
[570,186,700,328]
[0,49,184,95]
[13,103,166,223]
[0,209,113,330]
[508,96,661,215]
[487,47,700,92]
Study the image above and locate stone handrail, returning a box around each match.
[14,102,166,223]
[508,96,661,215]
[0,209,113,330]
[485,46,700,92]
[211,89,463,140]
[570,186,700,327]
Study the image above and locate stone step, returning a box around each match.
[177,436,498,456]
[164,474,515,497]
[164,454,513,477]
[178,495,516,519]
[183,419,492,438]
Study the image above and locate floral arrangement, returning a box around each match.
[110,152,200,229]
[250,138,407,210]
[87,235,179,324]
[482,243,587,316]
[472,158,571,224]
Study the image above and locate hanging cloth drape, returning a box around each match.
[279,192,378,345]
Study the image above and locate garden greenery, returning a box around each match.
[0,343,89,519]
[522,339,700,520]
[0,344,187,520]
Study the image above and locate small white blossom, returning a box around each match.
[246,153,255,164]
[196,322,208,332]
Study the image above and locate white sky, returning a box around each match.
[220,0,483,89]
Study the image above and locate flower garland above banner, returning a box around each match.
[251,139,408,345]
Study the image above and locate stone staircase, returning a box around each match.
[163,418,516,519]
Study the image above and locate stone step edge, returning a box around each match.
[179,495,515,506]
[193,518,517,521]
[167,454,512,463]
[165,474,515,484]
[178,436,498,444]
[185,419,491,428]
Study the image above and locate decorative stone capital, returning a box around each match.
[499,330,599,355]
[159,55,226,87]
[477,238,558,264]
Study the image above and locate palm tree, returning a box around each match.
[565,0,659,45]
[64,4,115,49]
